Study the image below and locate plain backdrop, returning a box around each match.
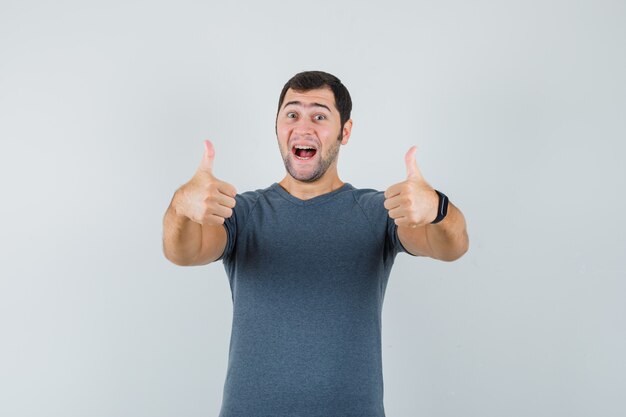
[1,0,625,416]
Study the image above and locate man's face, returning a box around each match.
[276,87,351,183]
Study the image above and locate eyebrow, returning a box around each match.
[282,100,332,112]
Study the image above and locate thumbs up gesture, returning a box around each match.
[384,146,439,228]
[174,140,238,226]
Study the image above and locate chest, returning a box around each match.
[237,202,383,266]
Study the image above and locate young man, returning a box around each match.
[162,71,469,417]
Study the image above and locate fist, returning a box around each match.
[384,146,439,228]
[174,139,238,226]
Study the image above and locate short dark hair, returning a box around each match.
[276,71,352,129]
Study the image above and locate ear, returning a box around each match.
[340,119,353,145]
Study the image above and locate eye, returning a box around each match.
[314,114,326,121]
[286,112,297,119]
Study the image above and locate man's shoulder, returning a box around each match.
[235,183,276,202]
[348,185,385,204]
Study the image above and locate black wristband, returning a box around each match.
[431,190,449,224]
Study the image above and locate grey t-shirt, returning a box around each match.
[217,182,414,417]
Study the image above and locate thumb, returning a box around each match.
[405,145,423,180]
[197,139,215,174]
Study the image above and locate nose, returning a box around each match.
[293,117,315,135]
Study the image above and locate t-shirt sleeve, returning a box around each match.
[216,190,261,263]
[354,189,419,259]
[385,208,417,257]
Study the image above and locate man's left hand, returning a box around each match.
[384,146,439,228]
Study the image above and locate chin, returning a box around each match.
[289,171,322,183]
[287,165,326,183]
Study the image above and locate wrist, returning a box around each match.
[172,187,189,219]
[430,190,449,224]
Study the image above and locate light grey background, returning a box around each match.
[1,0,625,416]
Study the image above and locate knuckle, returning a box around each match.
[201,200,212,211]
[207,182,219,194]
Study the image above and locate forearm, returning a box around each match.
[397,200,469,261]
[162,189,203,266]
[424,202,469,261]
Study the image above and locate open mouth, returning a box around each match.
[292,145,317,160]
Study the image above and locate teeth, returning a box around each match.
[295,145,315,150]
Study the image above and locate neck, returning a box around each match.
[278,168,345,200]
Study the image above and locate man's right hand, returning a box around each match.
[174,139,237,226]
